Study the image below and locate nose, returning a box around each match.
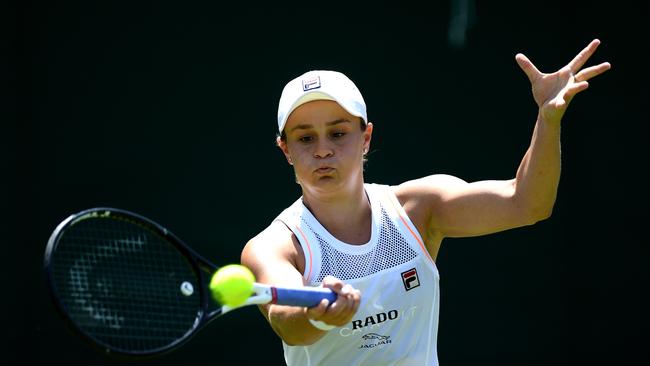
[313,139,334,159]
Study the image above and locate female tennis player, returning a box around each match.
[241,39,610,365]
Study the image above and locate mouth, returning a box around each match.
[314,166,335,174]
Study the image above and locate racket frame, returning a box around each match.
[43,207,220,358]
[44,207,337,358]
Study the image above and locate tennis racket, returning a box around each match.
[44,207,336,358]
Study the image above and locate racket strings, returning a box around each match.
[51,216,201,353]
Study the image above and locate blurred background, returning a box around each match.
[5,0,648,365]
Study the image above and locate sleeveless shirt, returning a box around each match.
[274,183,440,365]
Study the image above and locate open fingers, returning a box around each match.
[568,39,602,73]
[574,62,611,82]
[563,81,590,101]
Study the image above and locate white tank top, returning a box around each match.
[275,183,440,366]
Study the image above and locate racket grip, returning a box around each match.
[273,286,337,307]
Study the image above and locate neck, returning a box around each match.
[301,182,372,245]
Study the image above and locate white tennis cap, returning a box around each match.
[277,70,367,133]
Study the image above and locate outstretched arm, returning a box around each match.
[241,222,361,346]
[512,39,611,220]
[396,39,611,244]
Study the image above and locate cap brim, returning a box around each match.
[280,91,365,132]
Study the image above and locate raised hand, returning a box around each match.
[516,39,611,123]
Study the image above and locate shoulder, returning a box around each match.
[388,175,469,238]
[391,174,469,205]
[241,220,306,282]
[242,220,294,261]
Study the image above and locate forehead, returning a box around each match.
[285,100,357,129]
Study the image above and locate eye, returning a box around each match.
[331,131,346,139]
[298,135,314,143]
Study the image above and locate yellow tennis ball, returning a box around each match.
[209,264,255,307]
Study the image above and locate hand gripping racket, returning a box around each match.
[43,207,336,358]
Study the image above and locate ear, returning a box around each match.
[362,122,373,154]
[276,136,293,165]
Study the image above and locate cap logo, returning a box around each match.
[302,76,321,91]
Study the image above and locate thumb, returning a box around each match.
[515,53,541,83]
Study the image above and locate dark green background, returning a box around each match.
[6,1,648,365]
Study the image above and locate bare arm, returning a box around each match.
[241,221,360,346]
[397,39,611,240]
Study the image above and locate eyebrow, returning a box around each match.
[288,118,351,133]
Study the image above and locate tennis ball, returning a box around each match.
[209,264,255,307]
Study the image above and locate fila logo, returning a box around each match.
[302,76,321,91]
[401,268,420,291]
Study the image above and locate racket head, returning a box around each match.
[43,207,218,358]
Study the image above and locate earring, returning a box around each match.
[288,156,293,165]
